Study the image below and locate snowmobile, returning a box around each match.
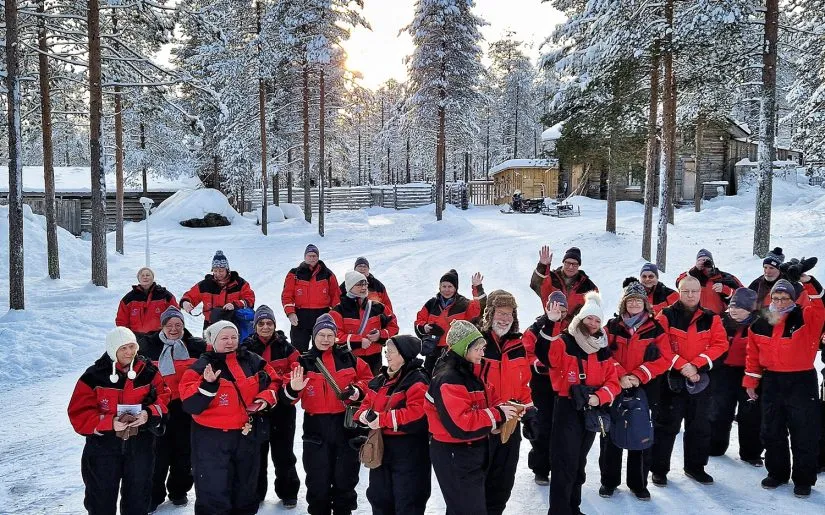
[501,191,546,214]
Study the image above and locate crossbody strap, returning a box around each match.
[577,356,587,384]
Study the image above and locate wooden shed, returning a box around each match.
[490,159,560,205]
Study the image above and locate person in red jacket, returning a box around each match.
[68,327,171,515]
[651,275,729,486]
[284,313,373,515]
[331,270,399,375]
[522,291,567,486]
[414,268,486,374]
[141,306,205,511]
[474,290,533,515]
[748,247,785,306]
[744,276,825,497]
[530,245,599,330]
[638,263,679,315]
[241,305,301,508]
[599,281,671,500]
[354,335,431,515]
[181,250,255,329]
[179,321,282,514]
[536,292,620,515]
[115,267,178,339]
[339,256,395,315]
[675,248,742,315]
[281,244,341,353]
[708,287,763,466]
[425,320,519,515]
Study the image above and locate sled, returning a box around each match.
[543,203,581,217]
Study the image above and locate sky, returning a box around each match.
[343,0,566,90]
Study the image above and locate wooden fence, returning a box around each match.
[246,184,436,212]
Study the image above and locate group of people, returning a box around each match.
[67,243,825,515]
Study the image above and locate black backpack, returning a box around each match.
[610,387,654,450]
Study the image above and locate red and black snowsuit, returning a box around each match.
[284,345,372,515]
[330,294,399,375]
[675,267,742,315]
[179,348,281,515]
[68,354,170,515]
[600,314,670,492]
[339,273,394,315]
[530,263,599,330]
[646,282,679,315]
[708,312,763,463]
[651,302,728,478]
[744,278,825,488]
[181,271,255,328]
[281,260,341,353]
[414,285,485,374]
[354,359,431,515]
[535,324,620,515]
[242,330,301,503]
[115,283,178,337]
[425,351,505,515]
[141,329,205,507]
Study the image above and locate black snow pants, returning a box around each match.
[190,423,261,515]
[651,381,712,475]
[302,412,361,515]
[291,308,329,353]
[761,370,821,487]
[256,401,300,502]
[151,399,193,507]
[486,421,521,515]
[366,433,431,515]
[548,396,596,515]
[81,431,155,515]
[708,365,763,461]
[527,372,556,479]
[430,438,489,515]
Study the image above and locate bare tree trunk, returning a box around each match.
[513,82,520,159]
[606,145,617,233]
[6,0,25,308]
[642,45,660,261]
[140,123,147,195]
[113,13,124,255]
[406,137,411,183]
[436,105,446,221]
[656,0,676,272]
[257,0,268,234]
[88,0,107,286]
[694,111,704,212]
[38,0,59,279]
[753,0,778,257]
[302,65,311,222]
[318,67,325,237]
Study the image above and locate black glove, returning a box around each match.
[364,409,378,423]
[780,259,802,283]
[347,435,368,451]
[799,256,818,274]
[337,385,356,401]
[428,325,445,337]
[522,409,540,441]
[420,334,439,356]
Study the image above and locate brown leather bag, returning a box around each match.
[115,414,139,441]
[359,429,384,469]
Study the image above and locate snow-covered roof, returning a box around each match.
[541,122,565,142]
[0,166,202,193]
[489,159,559,176]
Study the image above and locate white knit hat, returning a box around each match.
[204,320,239,348]
[345,270,368,294]
[106,327,138,383]
[572,291,604,325]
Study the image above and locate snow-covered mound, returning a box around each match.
[256,204,286,224]
[150,188,241,226]
[280,202,305,220]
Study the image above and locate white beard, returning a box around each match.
[493,323,512,337]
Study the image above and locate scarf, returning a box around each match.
[621,312,648,334]
[438,295,456,310]
[768,303,795,315]
[158,330,191,376]
[569,318,607,354]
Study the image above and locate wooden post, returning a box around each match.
[287,171,293,203]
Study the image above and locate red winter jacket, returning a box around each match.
[284,346,372,415]
[141,329,206,401]
[721,313,756,367]
[281,261,341,315]
[656,301,729,373]
[330,295,399,358]
[115,283,178,335]
[530,264,598,330]
[744,279,825,388]
[68,355,170,436]
[646,282,679,315]
[675,267,742,315]
[354,360,429,436]
[536,326,620,405]
[475,330,532,406]
[425,352,504,443]
[242,331,299,377]
[414,287,485,349]
[340,274,394,315]
[523,315,563,379]
[604,315,670,384]
[181,271,255,326]
[179,349,281,431]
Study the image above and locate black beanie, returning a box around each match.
[440,269,459,289]
[563,247,582,265]
[763,247,784,269]
[389,335,422,362]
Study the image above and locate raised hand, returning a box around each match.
[290,366,310,391]
[472,272,484,287]
[546,301,564,322]
[203,364,221,383]
[539,245,553,266]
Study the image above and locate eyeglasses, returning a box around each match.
[679,289,701,295]
[384,347,398,356]
[625,298,645,305]
[562,261,579,267]
[770,296,793,303]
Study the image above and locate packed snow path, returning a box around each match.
[1,181,824,513]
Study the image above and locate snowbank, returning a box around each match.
[150,188,240,226]
[255,204,286,224]
[279,202,305,220]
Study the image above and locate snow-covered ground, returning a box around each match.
[1,177,824,513]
